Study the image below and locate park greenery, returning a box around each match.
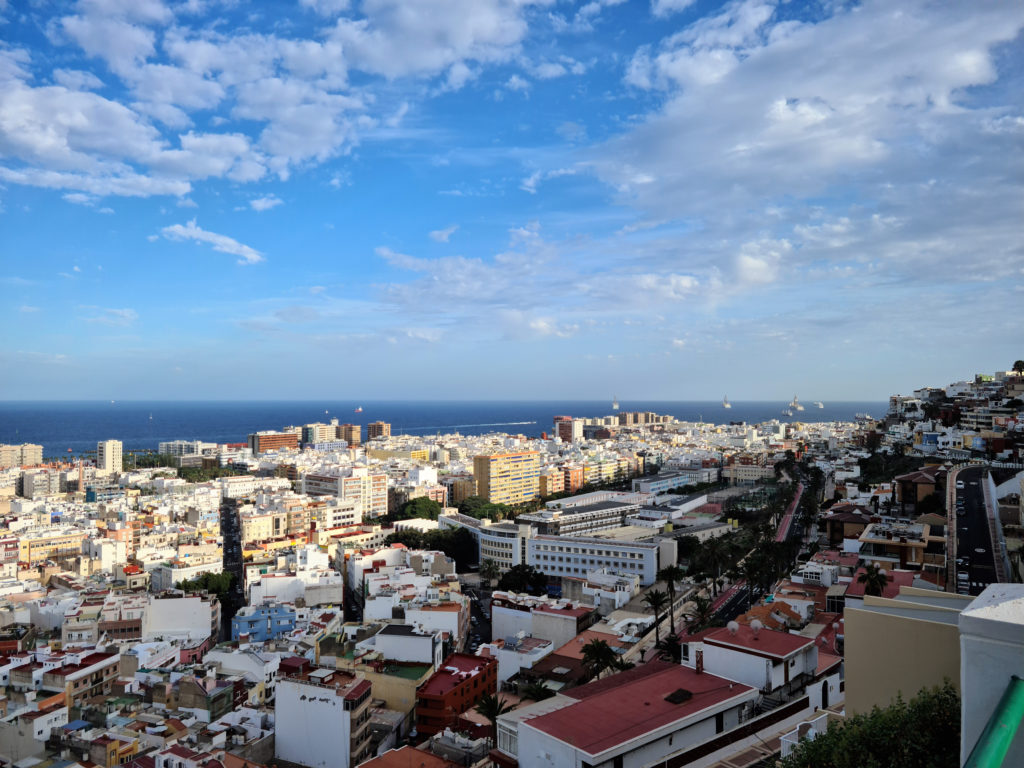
[175,571,234,601]
[496,564,548,596]
[780,682,959,768]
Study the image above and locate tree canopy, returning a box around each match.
[395,496,443,521]
[176,570,234,600]
[780,682,959,768]
[457,495,514,520]
[496,564,548,596]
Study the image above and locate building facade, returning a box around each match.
[473,451,540,506]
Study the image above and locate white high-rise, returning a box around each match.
[96,440,123,472]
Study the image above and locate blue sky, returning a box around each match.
[1,0,1022,401]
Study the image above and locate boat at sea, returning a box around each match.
[354,406,363,413]
[612,396,619,411]
[814,401,824,409]
[855,412,873,421]
[790,395,805,411]
[782,408,795,417]
[722,395,731,409]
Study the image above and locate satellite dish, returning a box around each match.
[750,619,763,638]
[727,621,739,636]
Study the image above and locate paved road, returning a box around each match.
[775,483,804,543]
[219,502,245,640]
[953,466,997,596]
[712,582,750,623]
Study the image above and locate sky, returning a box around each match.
[1,0,1022,401]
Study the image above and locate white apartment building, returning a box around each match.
[527,534,667,586]
[302,466,388,518]
[96,439,123,473]
[437,514,534,569]
[275,669,373,768]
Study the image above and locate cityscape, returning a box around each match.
[3,1,1024,767]
[0,364,1022,767]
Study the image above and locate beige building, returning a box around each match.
[367,421,391,439]
[473,450,540,506]
[0,443,43,468]
[97,439,123,472]
[338,423,361,446]
[844,586,972,715]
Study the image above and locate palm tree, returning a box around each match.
[658,564,686,634]
[642,589,669,649]
[520,681,555,702]
[582,638,621,680]
[655,633,682,663]
[858,563,889,597]
[1013,360,1024,374]
[479,558,500,588]
[687,594,715,633]
[702,538,729,595]
[474,693,514,741]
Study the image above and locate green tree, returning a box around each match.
[474,693,515,741]
[581,638,628,680]
[655,633,682,663]
[781,681,959,768]
[1013,359,1024,374]
[857,563,889,597]
[520,681,555,702]
[497,564,548,596]
[398,496,443,520]
[687,594,715,633]
[658,564,686,634]
[642,589,669,648]
[479,558,500,587]
[176,571,234,601]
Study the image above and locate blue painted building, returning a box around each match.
[231,603,297,643]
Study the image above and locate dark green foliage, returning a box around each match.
[474,693,515,739]
[780,682,960,768]
[176,570,234,600]
[496,564,548,596]
[396,496,443,520]
[178,465,247,483]
[457,495,514,520]
[857,453,923,485]
[655,633,682,664]
[479,558,500,585]
[520,681,555,701]
[581,638,632,679]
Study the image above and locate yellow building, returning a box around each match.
[366,448,430,462]
[473,451,540,505]
[19,529,89,565]
[845,586,972,715]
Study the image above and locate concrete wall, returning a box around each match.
[144,596,213,642]
[845,595,964,715]
[275,679,352,768]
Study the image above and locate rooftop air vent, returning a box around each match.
[664,688,693,705]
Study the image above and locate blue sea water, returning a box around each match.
[0,400,887,457]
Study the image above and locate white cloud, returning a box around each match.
[299,0,350,15]
[250,194,283,211]
[19,305,40,313]
[505,74,530,92]
[429,224,458,243]
[651,0,697,17]
[86,307,139,326]
[53,68,105,91]
[160,218,265,264]
[520,166,577,193]
[329,0,537,80]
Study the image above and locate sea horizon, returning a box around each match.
[0,399,887,456]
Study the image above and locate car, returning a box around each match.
[957,572,969,583]
[470,616,479,625]
[956,480,965,489]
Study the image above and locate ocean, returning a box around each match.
[0,400,887,457]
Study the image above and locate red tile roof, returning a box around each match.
[703,625,813,659]
[845,567,916,598]
[523,662,754,756]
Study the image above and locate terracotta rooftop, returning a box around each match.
[419,653,495,697]
[845,567,916,599]
[523,661,754,756]
[703,625,813,659]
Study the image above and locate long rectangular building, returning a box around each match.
[527,534,672,586]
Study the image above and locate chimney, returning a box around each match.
[695,649,703,675]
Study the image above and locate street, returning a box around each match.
[954,466,998,596]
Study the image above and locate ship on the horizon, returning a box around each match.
[782,407,795,417]
[354,406,363,413]
[612,396,619,411]
[789,395,805,411]
[722,395,731,409]
[814,401,824,409]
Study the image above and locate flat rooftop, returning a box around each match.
[522,661,754,757]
